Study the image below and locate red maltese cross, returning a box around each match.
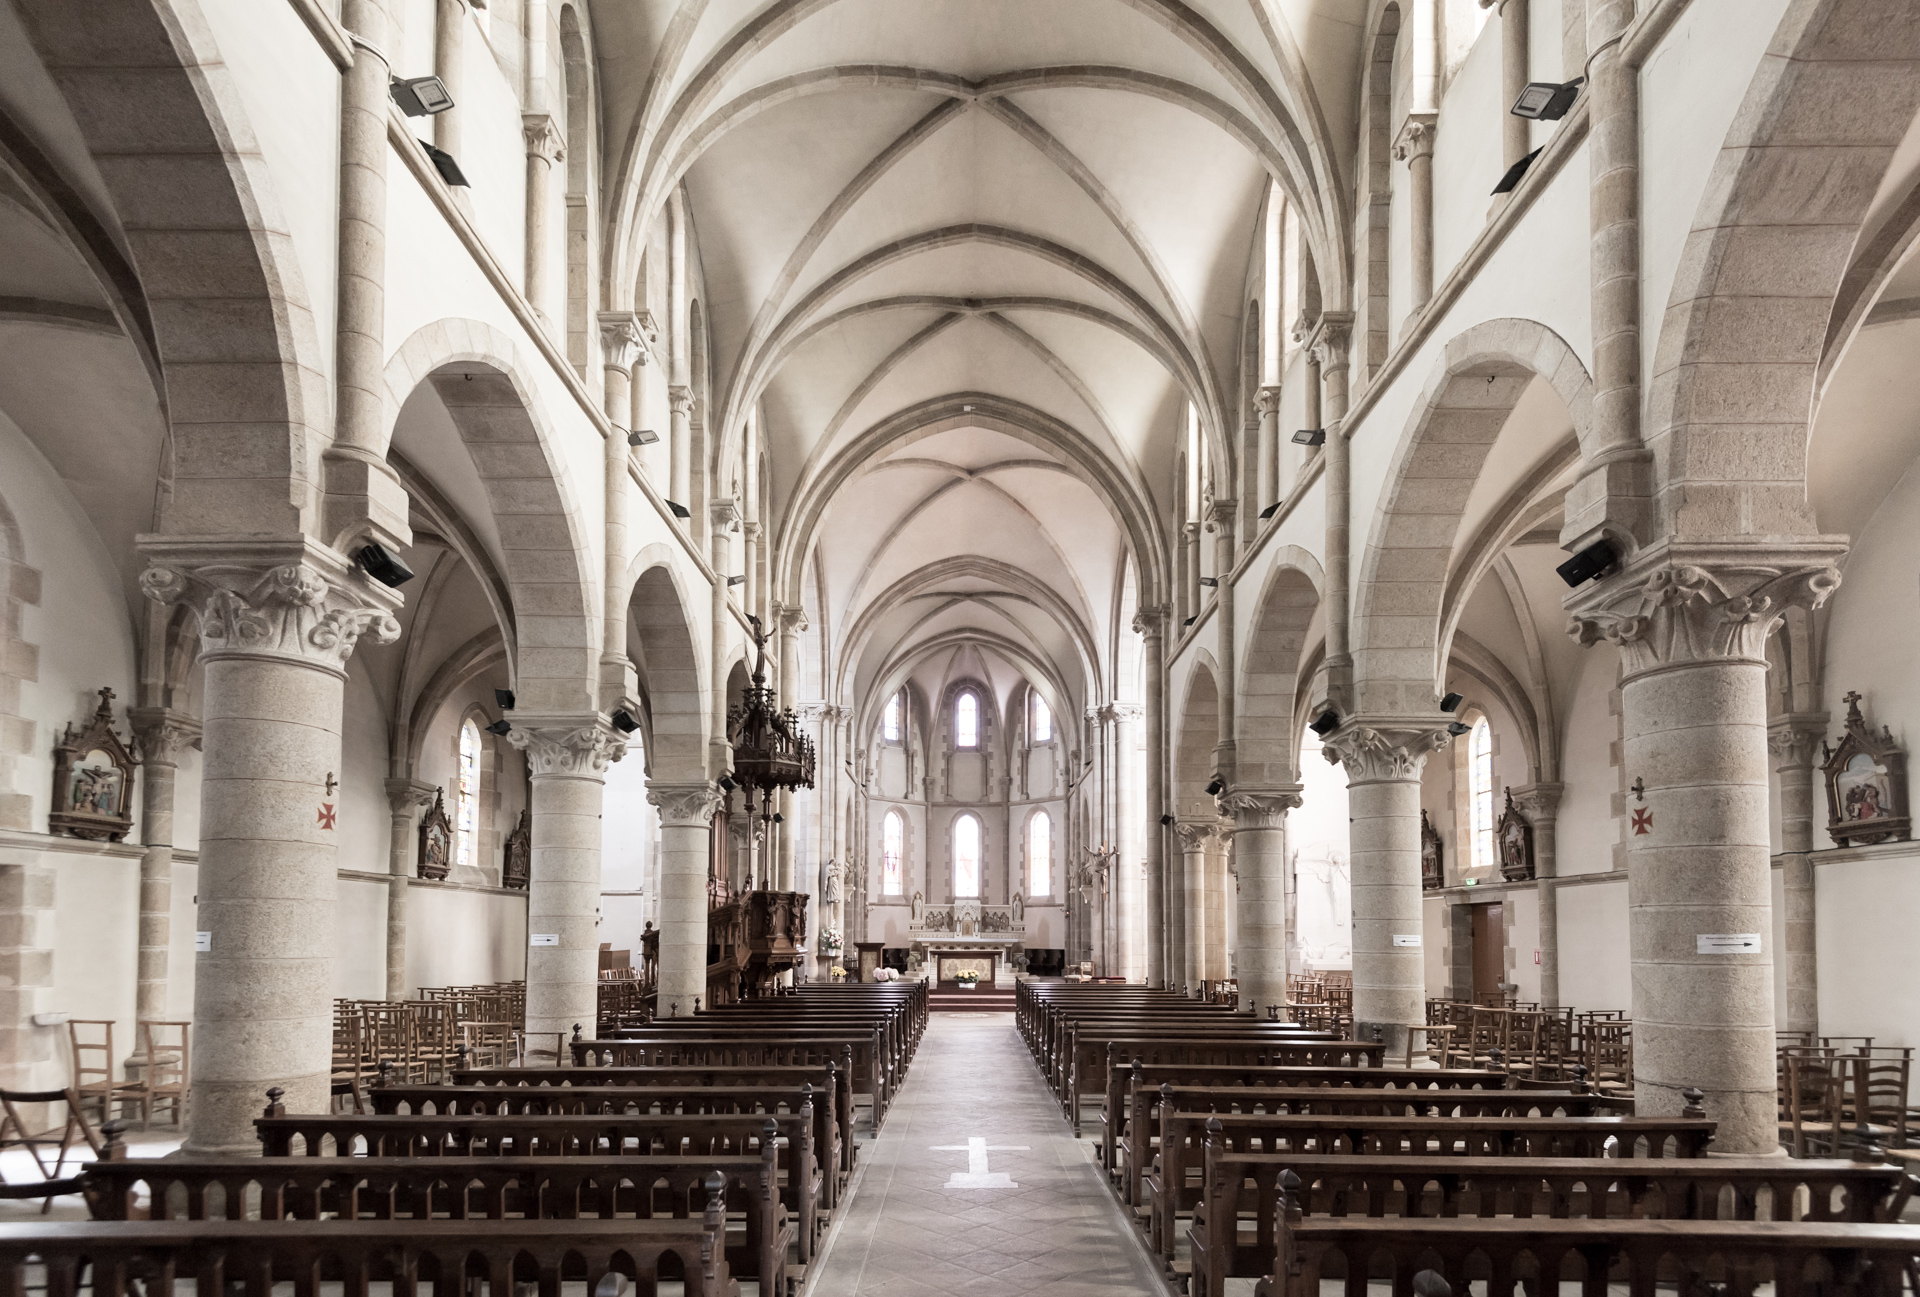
[317,803,338,830]
[1631,807,1652,836]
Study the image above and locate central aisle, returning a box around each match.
[808,1011,1169,1295]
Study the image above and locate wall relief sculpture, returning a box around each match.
[1496,789,1534,882]
[1822,691,1910,847]
[417,787,452,881]
[50,688,136,842]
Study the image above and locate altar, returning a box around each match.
[908,897,1026,987]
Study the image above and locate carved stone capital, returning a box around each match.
[138,537,402,677]
[383,777,438,816]
[1174,820,1217,851]
[125,707,202,765]
[1095,702,1144,726]
[1507,781,1565,824]
[1322,719,1453,782]
[1221,786,1303,829]
[647,780,723,826]
[1308,312,1354,369]
[1567,542,1845,680]
[597,311,647,370]
[1205,499,1236,532]
[508,718,626,777]
[774,601,810,635]
[1392,112,1438,163]
[1767,712,1829,770]
[1254,385,1282,418]
[668,385,693,417]
[521,112,565,163]
[1131,605,1169,639]
[711,498,742,531]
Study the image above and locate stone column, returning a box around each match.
[1569,545,1843,1152]
[598,313,646,711]
[1183,522,1202,623]
[1497,0,1531,171]
[434,0,464,159]
[1206,822,1231,981]
[1107,703,1144,981]
[379,779,435,1000]
[1393,115,1438,314]
[1208,501,1237,788]
[775,603,808,893]
[126,709,201,1023]
[1134,608,1169,987]
[1175,822,1210,990]
[1255,386,1281,515]
[139,540,401,1154]
[1770,714,1826,1038]
[742,521,761,624]
[1223,787,1302,1018]
[522,114,563,319]
[508,721,623,1040]
[648,782,721,1016]
[1510,782,1564,1008]
[709,501,740,775]
[1324,721,1453,1055]
[669,387,694,513]
[1312,318,1354,704]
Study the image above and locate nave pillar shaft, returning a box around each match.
[521,114,562,319]
[1323,721,1452,1055]
[380,778,435,1001]
[775,603,806,894]
[1135,608,1169,987]
[1223,787,1301,1018]
[140,540,401,1154]
[1255,387,1281,515]
[598,313,646,711]
[1510,783,1563,1009]
[1770,714,1827,1038]
[1105,703,1144,981]
[651,782,722,1015]
[508,720,624,1041]
[1205,824,1230,981]
[1569,545,1843,1153]
[127,708,200,1024]
[1393,117,1437,311]
[1174,822,1211,990]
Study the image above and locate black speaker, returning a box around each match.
[1556,539,1618,588]
[1309,709,1339,737]
[356,543,414,588]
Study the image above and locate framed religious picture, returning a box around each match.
[50,688,137,842]
[1821,692,1910,847]
[502,807,531,889]
[1497,788,1535,882]
[417,787,452,880]
[1419,809,1443,890]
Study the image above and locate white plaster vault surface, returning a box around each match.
[810,1012,1167,1295]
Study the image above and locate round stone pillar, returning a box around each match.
[1770,714,1826,1038]
[1223,787,1301,1018]
[1206,825,1231,982]
[381,779,436,1001]
[650,782,721,1015]
[1175,822,1211,990]
[508,721,624,1042]
[1134,608,1169,987]
[127,709,200,1025]
[1570,547,1842,1153]
[1324,722,1452,1055]
[140,542,400,1153]
[1510,782,1564,1008]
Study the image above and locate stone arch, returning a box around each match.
[16,0,326,535]
[1351,318,1593,711]
[1646,0,1920,540]
[384,320,599,713]
[626,555,707,779]
[1174,655,1222,819]
[1237,550,1326,789]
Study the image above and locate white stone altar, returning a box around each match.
[909,898,1026,985]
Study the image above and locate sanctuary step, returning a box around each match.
[928,987,1016,1012]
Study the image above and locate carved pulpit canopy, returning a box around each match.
[418,788,452,881]
[50,688,137,842]
[1821,691,1910,847]
[1497,789,1535,883]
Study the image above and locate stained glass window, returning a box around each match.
[1031,693,1051,743]
[955,692,978,748]
[883,692,901,743]
[1028,811,1050,897]
[1470,718,1494,872]
[954,814,981,897]
[883,810,904,895]
[457,719,481,870]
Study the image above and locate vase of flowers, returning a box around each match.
[819,927,843,957]
[829,964,847,983]
[954,970,980,990]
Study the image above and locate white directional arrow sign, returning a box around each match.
[930,1136,1030,1188]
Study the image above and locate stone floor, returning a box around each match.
[808,1011,1170,1296]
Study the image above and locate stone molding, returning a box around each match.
[1392,112,1438,163]
[1220,787,1303,829]
[597,311,646,370]
[1321,719,1453,782]
[1567,543,1845,679]
[138,537,402,677]
[647,781,723,826]
[521,112,565,163]
[507,719,626,777]
[1173,820,1216,851]
[383,777,437,815]
[125,707,202,766]
[1254,385,1281,416]
[1768,712,1829,769]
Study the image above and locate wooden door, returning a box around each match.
[1471,902,1505,1000]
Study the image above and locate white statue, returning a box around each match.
[1010,891,1024,925]
[911,890,924,925]
[822,860,841,904]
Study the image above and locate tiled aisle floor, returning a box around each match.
[808,1011,1168,1296]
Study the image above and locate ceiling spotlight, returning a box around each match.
[390,75,454,116]
[1204,777,1223,797]
[1292,428,1325,446]
[665,500,692,520]
[1556,538,1618,588]
[610,709,640,734]
[1440,692,1463,713]
[1492,146,1543,195]
[1259,502,1280,520]
[727,575,746,586]
[1308,708,1339,737]
[1447,721,1473,737]
[625,427,660,446]
[1511,78,1582,121]
[494,689,516,711]
[485,720,512,736]
[1198,577,1218,588]
[418,140,469,187]
[357,542,414,588]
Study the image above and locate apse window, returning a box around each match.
[1028,811,1051,897]
[883,691,902,743]
[457,719,481,869]
[955,691,979,749]
[1470,718,1494,872]
[883,810,904,896]
[1030,693,1051,744]
[954,813,982,898]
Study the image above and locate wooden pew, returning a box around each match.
[1064,1035,1387,1134]
[574,1030,890,1124]
[0,1215,740,1297]
[694,1001,920,1077]
[1186,1127,1915,1297]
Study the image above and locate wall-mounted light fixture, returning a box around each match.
[494,689,516,710]
[610,709,640,734]
[485,720,512,737]
[390,76,454,116]
[1291,428,1326,446]
[1511,78,1583,121]
[357,543,414,588]
[1556,538,1617,588]
[624,427,659,446]
[1308,708,1339,737]
[418,140,469,187]
[665,501,692,520]
[1439,692,1463,713]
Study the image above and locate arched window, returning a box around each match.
[955,692,979,749]
[1028,811,1050,897]
[1030,693,1051,744]
[1469,718,1494,872]
[954,813,981,898]
[883,692,901,743]
[882,810,904,896]
[457,719,482,869]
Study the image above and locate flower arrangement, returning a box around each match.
[874,967,899,982]
[829,964,847,982]
[819,926,843,954]
[954,970,980,986]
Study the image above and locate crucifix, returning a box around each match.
[928,1136,1030,1188]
